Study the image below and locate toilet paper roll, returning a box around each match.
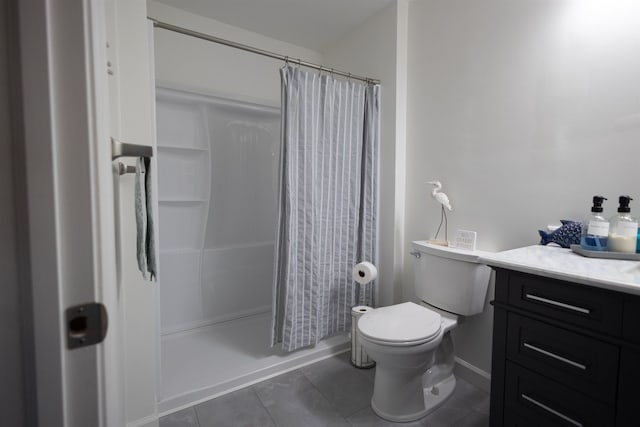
[352,305,374,318]
[351,306,376,369]
[352,261,378,285]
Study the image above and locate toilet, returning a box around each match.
[357,241,491,422]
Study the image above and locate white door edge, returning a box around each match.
[18,0,123,425]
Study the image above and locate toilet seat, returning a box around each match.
[358,302,442,347]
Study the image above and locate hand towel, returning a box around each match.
[135,157,157,281]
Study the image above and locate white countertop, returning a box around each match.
[479,245,640,296]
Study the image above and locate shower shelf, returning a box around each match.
[159,248,201,255]
[157,144,208,152]
[158,198,207,204]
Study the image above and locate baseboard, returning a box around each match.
[454,357,491,393]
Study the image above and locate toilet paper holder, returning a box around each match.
[351,305,376,369]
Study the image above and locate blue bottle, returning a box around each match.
[580,196,609,251]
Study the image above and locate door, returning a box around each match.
[17,0,124,425]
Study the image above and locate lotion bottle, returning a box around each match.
[609,196,637,253]
[580,196,609,251]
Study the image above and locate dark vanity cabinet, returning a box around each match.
[489,268,640,427]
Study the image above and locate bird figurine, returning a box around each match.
[426,181,452,211]
[426,181,453,244]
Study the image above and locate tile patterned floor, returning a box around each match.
[160,352,490,427]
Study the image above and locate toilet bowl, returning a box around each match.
[358,302,457,422]
[357,241,491,422]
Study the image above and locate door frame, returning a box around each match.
[16,0,123,425]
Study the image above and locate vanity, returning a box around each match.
[480,246,640,427]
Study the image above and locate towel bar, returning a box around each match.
[111,137,153,160]
[117,162,138,175]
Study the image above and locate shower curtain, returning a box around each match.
[272,66,380,352]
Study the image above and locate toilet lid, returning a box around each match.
[357,302,441,345]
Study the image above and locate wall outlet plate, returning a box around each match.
[452,230,477,251]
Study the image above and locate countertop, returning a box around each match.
[479,245,640,296]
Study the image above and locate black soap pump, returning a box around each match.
[608,196,638,253]
[580,196,609,251]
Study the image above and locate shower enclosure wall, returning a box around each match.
[157,87,277,334]
[155,86,349,413]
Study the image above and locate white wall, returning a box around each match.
[149,1,322,104]
[323,0,409,307]
[0,2,26,424]
[405,0,640,373]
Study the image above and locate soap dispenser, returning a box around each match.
[608,196,637,253]
[581,196,609,251]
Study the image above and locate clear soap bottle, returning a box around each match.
[580,196,609,251]
[609,196,637,253]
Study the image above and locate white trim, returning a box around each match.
[148,17,165,410]
[19,0,65,423]
[85,0,126,425]
[127,413,160,427]
[19,0,119,425]
[453,357,491,393]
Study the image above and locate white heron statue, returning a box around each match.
[426,181,452,243]
[427,181,452,211]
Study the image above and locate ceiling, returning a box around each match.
[154,0,395,52]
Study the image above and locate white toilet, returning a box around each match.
[357,241,491,422]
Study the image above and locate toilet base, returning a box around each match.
[371,374,457,423]
[423,374,456,415]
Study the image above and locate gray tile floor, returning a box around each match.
[160,352,490,427]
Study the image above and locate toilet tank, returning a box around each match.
[411,241,491,316]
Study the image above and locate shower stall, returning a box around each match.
[155,86,349,413]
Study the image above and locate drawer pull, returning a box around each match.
[521,394,583,427]
[524,294,591,314]
[523,343,587,370]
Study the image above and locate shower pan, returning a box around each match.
[154,86,349,414]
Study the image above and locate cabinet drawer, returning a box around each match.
[506,313,619,405]
[505,362,615,427]
[507,272,622,335]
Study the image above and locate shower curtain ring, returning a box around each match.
[297,58,302,68]
[284,56,289,66]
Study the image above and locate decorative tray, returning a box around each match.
[570,244,640,261]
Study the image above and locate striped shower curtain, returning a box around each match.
[271,66,380,352]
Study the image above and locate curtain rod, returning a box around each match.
[148,18,381,85]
